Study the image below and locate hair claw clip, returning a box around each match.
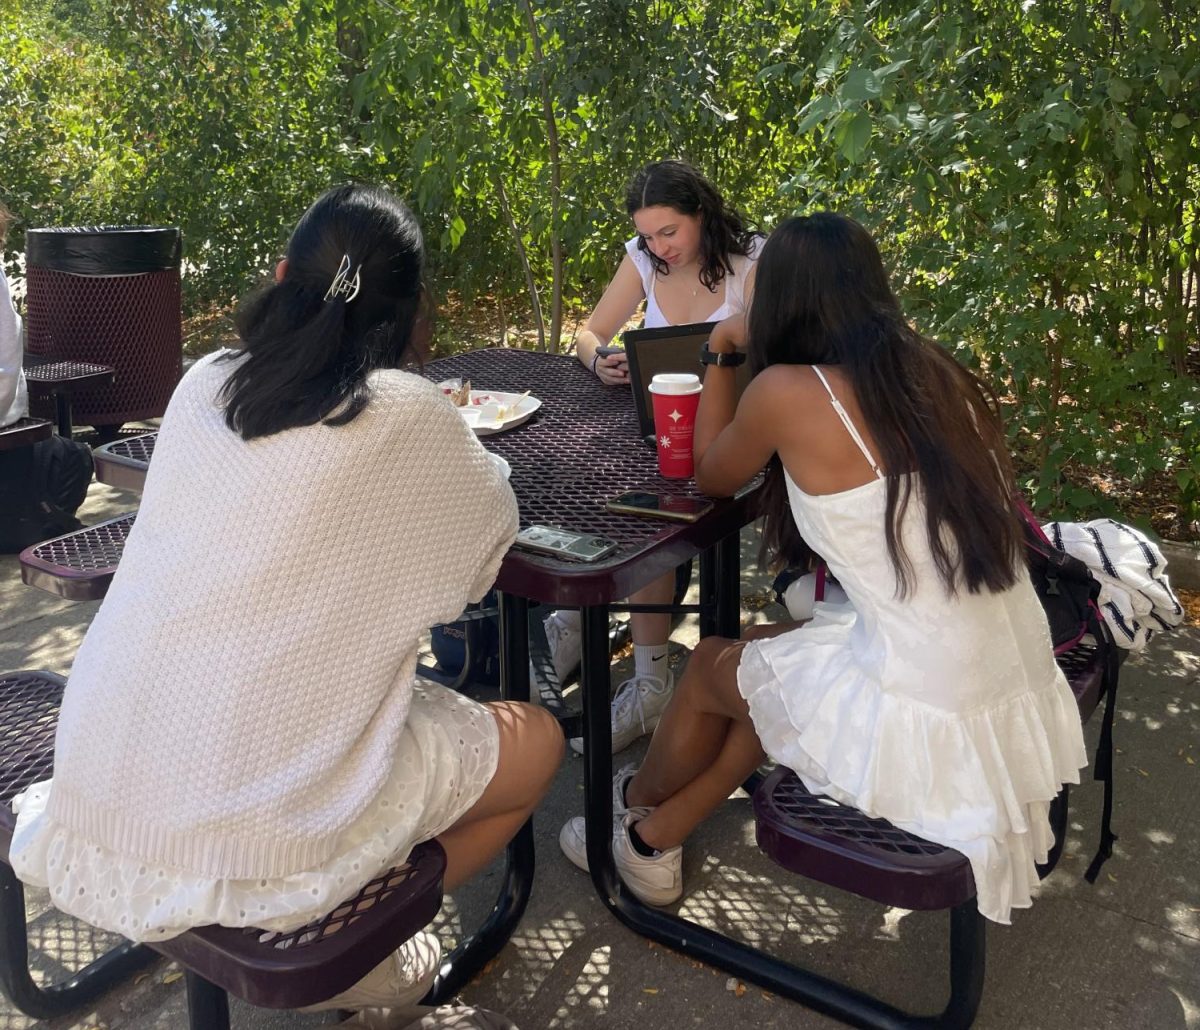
[324,254,362,303]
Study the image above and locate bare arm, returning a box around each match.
[576,254,645,385]
[693,314,747,464]
[694,324,781,498]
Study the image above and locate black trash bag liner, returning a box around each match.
[26,226,181,276]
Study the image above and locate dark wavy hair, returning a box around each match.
[625,160,756,293]
[749,213,1022,596]
[220,184,427,441]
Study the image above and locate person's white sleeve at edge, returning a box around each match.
[0,268,28,427]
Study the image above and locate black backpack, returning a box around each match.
[0,435,94,553]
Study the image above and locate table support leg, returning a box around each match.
[54,395,73,440]
[698,530,742,640]
[716,529,741,638]
[427,591,535,1002]
[698,545,718,639]
[581,603,622,904]
[0,863,156,1020]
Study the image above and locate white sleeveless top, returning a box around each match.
[736,366,1088,924]
[625,235,761,328]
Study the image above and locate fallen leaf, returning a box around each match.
[642,987,659,994]
[1107,873,1119,883]
[1136,768,1150,777]
[1188,757,1195,765]
[162,970,183,985]
[736,983,747,998]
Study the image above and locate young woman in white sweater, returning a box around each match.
[10,185,564,1014]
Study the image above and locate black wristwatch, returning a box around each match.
[699,340,746,367]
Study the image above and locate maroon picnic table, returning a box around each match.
[22,356,116,438]
[425,348,778,998]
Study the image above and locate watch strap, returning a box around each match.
[700,341,746,367]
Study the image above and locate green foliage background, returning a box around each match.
[2,0,1198,530]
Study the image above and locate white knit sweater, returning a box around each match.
[46,351,517,879]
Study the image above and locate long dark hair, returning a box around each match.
[749,213,1022,596]
[625,160,756,292]
[221,184,426,440]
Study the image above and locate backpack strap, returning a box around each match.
[1084,618,1122,883]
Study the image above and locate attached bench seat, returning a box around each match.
[751,637,1117,1029]
[18,511,136,601]
[0,417,53,452]
[0,670,448,1028]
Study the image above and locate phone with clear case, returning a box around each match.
[514,525,618,562]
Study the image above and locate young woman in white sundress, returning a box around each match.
[10,185,564,1016]
[559,212,1087,924]
[545,160,761,757]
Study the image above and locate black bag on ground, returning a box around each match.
[0,435,94,552]
[429,591,502,691]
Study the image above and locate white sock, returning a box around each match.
[634,643,669,680]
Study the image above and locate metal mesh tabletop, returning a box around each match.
[93,431,156,491]
[426,349,755,606]
[23,359,116,390]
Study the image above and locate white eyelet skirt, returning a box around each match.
[9,681,499,942]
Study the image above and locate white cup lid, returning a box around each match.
[649,373,702,395]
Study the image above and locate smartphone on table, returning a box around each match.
[514,525,619,562]
[605,490,714,523]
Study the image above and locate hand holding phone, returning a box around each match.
[591,344,629,385]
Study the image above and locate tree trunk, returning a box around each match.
[495,174,545,352]
[518,0,563,352]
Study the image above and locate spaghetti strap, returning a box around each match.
[812,366,884,479]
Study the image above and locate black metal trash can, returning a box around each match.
[25,226,182,429]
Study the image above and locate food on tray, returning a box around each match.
[447,381,472,407]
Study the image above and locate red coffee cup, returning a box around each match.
[648,373,702,479]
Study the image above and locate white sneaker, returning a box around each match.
[559,812,683,906]
[299,930,441,1012]
[611,764,650,818]
[530,610,582,688]
[569,670,675,755]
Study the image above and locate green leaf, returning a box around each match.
[837,110,872,163]
[1171,112,1191,128]
[841,66,880,102]
[797,95,835,133]
[1107,78,1131,103]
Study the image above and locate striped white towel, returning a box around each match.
[1044,519,1185,651]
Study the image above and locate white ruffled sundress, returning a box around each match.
[737,368,1088,924]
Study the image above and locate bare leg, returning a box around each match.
[742,619,804,641]
[437,702,563,889]
[629,571,674,647]
[624,636,765,851]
